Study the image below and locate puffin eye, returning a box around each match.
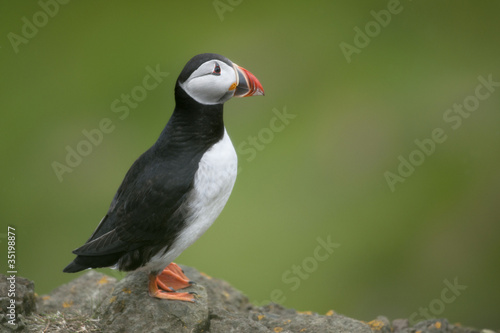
[212,63,221,76]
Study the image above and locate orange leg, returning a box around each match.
[157,262,194,291]
[148,262,196,302]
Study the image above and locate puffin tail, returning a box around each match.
[63,260,88,273]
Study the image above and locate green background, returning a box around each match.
[1,0,499,329]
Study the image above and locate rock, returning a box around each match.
[0,274,36,317]
[366,316,392,333]
[0,274,36,332]
[399,318,481,333]
[37,270,116,315]
[3,267,493,333]
[393,318,410,332]
[249,303,372,333]
[99,270,209,332]
[97,266,376,332]
[183,266,270,332]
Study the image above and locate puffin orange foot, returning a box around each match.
[148,262,196,302]
[156,262,194,291]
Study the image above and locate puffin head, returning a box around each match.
[177,53,264,105]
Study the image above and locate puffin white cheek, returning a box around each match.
[183,76,232,104]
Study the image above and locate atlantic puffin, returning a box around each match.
[63,53,264,302]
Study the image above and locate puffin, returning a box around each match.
[63,53,264,302]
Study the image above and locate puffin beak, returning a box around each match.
[231,64,265,97]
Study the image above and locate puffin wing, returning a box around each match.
[72,149,199,258]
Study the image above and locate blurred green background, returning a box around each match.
[1,0,499,329]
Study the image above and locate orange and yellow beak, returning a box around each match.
[231,64,265,97]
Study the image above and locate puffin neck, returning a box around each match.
[153,83,225,153]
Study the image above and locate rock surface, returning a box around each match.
[0,267,494,332]
[37,271,116,315]
[0,274,36,332]
[99,269,209,332]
